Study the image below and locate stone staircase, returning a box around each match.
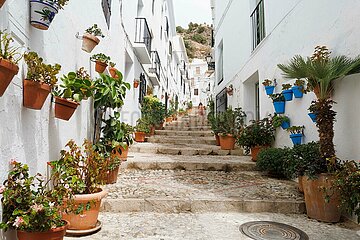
[101,109,305,216]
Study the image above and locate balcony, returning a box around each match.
[134,18,152,64]
[147,51,161,85]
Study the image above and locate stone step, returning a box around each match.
[164,126,212,131]
[147,136,216,145]
[155,130,214,137]
[130,142,244,156]
[122,153,256,171]
[102,170,305,214]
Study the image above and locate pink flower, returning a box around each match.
[31,203,44,212]
[13,216,24,228]
[10,159,17,165]
[0,185,5,194]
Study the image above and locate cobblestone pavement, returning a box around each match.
[105,170,303,201]
[64,212,360,240]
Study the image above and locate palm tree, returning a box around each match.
[278,46,360,167]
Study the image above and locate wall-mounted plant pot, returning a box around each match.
[133,81,139,88]
[134,132,146,142]
[219,134,235,150]
[0,0,6,8]
[290,133,302,145]
[95,61,107,73]
[17,220,68,240]
[226,89,233,96]
[30,0,59,30]
[308,112,317,123]
[109,67,118,78]
[81,33,100,53]
[23,79,51,110]
[0,59,19,96]
[281,121,290,130]
[265,86,275,95]
[292,86,304,98]
[54,97,79,121]
[273,101,285,114]
[282,89,293,101]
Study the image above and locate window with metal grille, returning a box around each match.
[251,0,265,50]
[217,41,224,85]
[102,0,112,28]
[194,89,199,96]
[139,73,147,104]
[216,87,227,113]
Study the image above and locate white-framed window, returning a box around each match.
[251,0,265,50]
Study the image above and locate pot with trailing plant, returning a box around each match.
[281,83,293,101]
[0,161,69,240]
[30,0,69,30]
[262,79,275,95]
[90,53,110,74]
[269,93,286,114]
[50,140,108,232]
[308,101,318,123]
[286,126,304,145]
[292,79,306,98]
[135,117,150,142]
[0,30,22,97]
[23,52,61,110]
[278,45,360,222]
[108,62,120,78]
[133,79,140,88]
[237,117,274,161]
[82,24,104,53]
[272,114,290,130]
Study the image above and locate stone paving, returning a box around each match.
[64,212,360,240]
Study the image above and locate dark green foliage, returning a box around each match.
[256,147,292,179]
[176,26,185,33]
[217,108,246,136]
[191,34,207,44]
[197,26,205,34]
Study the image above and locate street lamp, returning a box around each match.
[205,54,212,64]
[205,54,215,71]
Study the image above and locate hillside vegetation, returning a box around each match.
[176,22,212,61]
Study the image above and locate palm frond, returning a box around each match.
[277,55,310,79]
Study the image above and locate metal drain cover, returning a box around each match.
[240,221,309,240]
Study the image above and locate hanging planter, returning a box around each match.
[0,59,19,97]
[90,53,110,74]
[308,112,317,123]
[81,24,104,53]
[270,94,286,114]
[272,115,290,130]
[0,0,6,8]
[23,80,51,109]
[30,0,60,30]
[226,84,233,96]
[281,121,290,129]
[133,79,140,88]
[287,126,304,145]
[54,96,79,121]
[290,133,303,145]
[292,80,306,98]
[95,61,107,73]
[281,84,293,101]
[262,79,275,95]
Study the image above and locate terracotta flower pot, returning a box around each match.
[106,166,120,184]
[112,145,129,161]
[215,134,220,146]
[81,33,100,53]
[109,67,118,78]
[298,175,304,193]
[17,220,68,240]
[0,59,19,96]
[62,189,107,230]
[134,132,146,142]
[302,174,341,223]
[165,117,173,122]
[23,79,51,110]
[0,0,6,8]
[250,145,267,161]
[133,81,139,88]
[54,97,79,121]
[95,61,107,73]
[219,135,235,150]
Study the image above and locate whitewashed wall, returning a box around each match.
[189,59,214,106]
[213,0,360,161]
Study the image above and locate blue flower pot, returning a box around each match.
[281,121,290,130]
[273,101,285,114]
[292,86,304,98]
[282,89,293,101]
[265,86,275,95]
[290,133,302,145]
[308,112,317,123]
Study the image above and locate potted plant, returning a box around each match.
[237,117,275,161]
[281,83,293,101]
[217,108,246,150]
[262,79,275,95]
[141,96,166,131]
[135,117,150,142]
[0,161,69,239]
[133,79,140,88]
[226,84,233,96]
[272,114,290,130]
[23,52,61,110]
[269,93,286,114]
[0,30,22,97]
[0,0,5,8]
[108,62,120,78]
[292,79,306,98]
[30,0,70,30]
[286,126,304,145]
[82,24,104,53]
[49,140,108,231]
[208,113,221,146]
[256,147,292,179]
[308,101,318,123]
[90,53,110,73]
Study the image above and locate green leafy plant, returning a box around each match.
[269,93,285,102]
[109,62,116,68]
[0,161,68,232]
[217,108,246,136]
[141,96,166,126]
[0,30,22,64]
[256,147,292,179]
[272,115,290,128]
[90,53,110,64]
[85,24,105,38]
[187,101,193,110]
[24,52,61,86]
[262,79,273,86]
[286,125,304,134]
[282,84,292,90]
[308,101,318,113]
[135,117,151,133]
[237,117,275,154]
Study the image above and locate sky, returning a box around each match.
[173,0,212,28]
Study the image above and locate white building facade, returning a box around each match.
[212,0,360,160]
[0,0,189,228]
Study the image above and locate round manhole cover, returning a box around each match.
[240,221,309,240]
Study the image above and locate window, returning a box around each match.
[255,82,260,120]
[194,89,199,96]
[216,87,227,113]
[195,67,200,75]
[139,73,147,104]
[160,26,162,40]
[251,0,265,50]
[165,17,169,37]
[217,41,224,85]
[169,41,172,57]
[102,0,112,28]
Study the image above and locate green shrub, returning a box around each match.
[191,34,207,44]
[176,26,185,33]
[256,147,292,179]
[197,26,205,34]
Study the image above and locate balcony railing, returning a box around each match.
[135,18,152,54]
[149,51,161,80]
